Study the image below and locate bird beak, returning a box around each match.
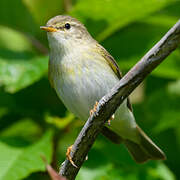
[40,26,57,32]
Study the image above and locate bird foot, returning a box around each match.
[90,101,99,116]
[108,114,115,125]
[66,145,78,168]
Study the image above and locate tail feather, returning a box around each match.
[137,126,166,160]
[124,126,166,163]
[124,139,151,163]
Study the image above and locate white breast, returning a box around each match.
[50,49,119,120]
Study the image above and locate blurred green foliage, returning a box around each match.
[0,0,180,179]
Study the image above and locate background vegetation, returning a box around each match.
[0,0,180,179]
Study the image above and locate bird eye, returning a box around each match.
[65,23,71,30]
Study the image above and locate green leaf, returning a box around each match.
[0,119,42,143]
[0,50,48,93]
[0,26,33,52]
[45,112,75,129]
[77,156,174,180]
[148,163,175,180]
[0,130,53,180]
[77,164,115,180]
[153,110,180,133]
[167,80,180,96]
[0,0,38,35]
[22,0,64,25]
[71,0,173,41]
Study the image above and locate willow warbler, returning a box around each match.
[41,15,166,163]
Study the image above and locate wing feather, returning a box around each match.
[97,44,133,112]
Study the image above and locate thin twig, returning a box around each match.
[41,155,66,180]
[59,20,180,180]
[25,33,48,55]
[63,0,72,13]
[12,27,48,55]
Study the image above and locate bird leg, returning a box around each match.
[108,114,115,125]
[90,102,114,125]
[66,145,78,168]
[90,101,99,115]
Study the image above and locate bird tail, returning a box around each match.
[102,124,166,163]
[124,125,166,163]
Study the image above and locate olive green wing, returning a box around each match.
[97,44,133,112]
[97,44,122,79]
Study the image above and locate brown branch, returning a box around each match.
[59,20,180,180]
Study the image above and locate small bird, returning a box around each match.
[41,15,166,164]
